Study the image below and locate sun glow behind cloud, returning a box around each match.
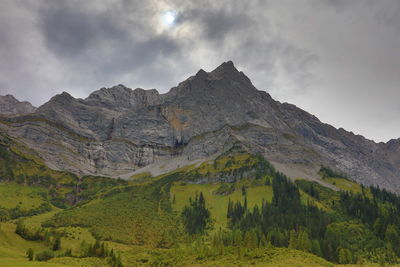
[161,11,177,28]
[2,1,400,142]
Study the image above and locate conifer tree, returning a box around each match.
[288,230,298,249]
[26,248,34,261]
[384,224,400,256]
[243,230,258,249]
[52,236,61,251]
[338,248,347,264]
[181,192,212,235]
[311,239,322,257]
[297,230,311,252]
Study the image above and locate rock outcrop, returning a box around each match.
[0,94,36,116]
[1,61,400,191]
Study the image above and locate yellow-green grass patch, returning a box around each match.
[0,222,48,259]
[325,177,367,195]
[0,182,47,210]
[0,258,74,267]
[23,209,61,228]
[171,183,273,230]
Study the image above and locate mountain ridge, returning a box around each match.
[1,61,400,191]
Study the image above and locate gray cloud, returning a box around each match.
[39,3,125,57]
[0,0,400,142]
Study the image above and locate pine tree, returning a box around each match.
[259,233,268,247]
[385,224,400,256]
[242,186,247,196]
[297,230,311,252]
[52,236,61,251]
[345,249,353,264]
[212,229,225,255]
[232,229,242,247]
[311,239,322,257]
[288,230,298,249]
[26,248,34,261]
[44,230,51,245]
[338,248,347,264]
[181,192,212,235]
[15,219,25,236]
[243,230,258,249]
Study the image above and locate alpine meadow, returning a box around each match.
[1,1,400,266]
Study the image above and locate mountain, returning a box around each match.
[0,61,399,191]
[1,63,400,265]
[0,94,36,116]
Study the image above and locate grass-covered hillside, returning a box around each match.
[1,143,400,266]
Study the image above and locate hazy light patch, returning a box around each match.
[161,10,177,28]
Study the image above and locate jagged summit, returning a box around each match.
[168,61,257,100]
[39,61,251,111]
[2,61,400,192]
[211,60,237,74]
[3,94,18,102]
[85,85,161,109]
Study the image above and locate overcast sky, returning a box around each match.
[1,0,399,142]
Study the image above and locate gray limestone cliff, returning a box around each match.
[1,61,400,191]
[0,94,36,116]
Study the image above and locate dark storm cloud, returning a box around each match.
[171,0,317,96]
[27,0,185,96]
[1,0,400,142]
[39,3,126,57]
[180,7,253,41]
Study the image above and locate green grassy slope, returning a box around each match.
[0,222,48,259]
[179,247,334,267]
[171,182,273,229]
[0,182,47,210]
[46,176,183,246]
[0,132,127,209]
[1,151,399,266]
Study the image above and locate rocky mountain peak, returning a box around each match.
[210,60,248,79]
[44,91,75,106]
[10,61,400,193]
[0,94,36,116]
[211,61,255,91]
[85,85,161,109]
[194,69,208,79]
[2,94,18,103]
[168,61,256,99]
[212,60,236,74]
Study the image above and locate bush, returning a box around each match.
[52,236,61,251]
[35,249,54,261]
[26,248,34,261]
[215,183,235,195]
[319,166,347,179]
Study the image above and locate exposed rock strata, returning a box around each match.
[1,61,399,191]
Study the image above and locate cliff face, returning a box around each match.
[1,61,400,191]
[0,94,36,116]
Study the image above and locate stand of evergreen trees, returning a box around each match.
[81,240,123,267]
[338,187,400,262]
[15,220,61,247]
[217,171,400,264]
[24,240,123,266]
[181,192,213,235]
[0,202,52,222]
[226,173,330,257]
